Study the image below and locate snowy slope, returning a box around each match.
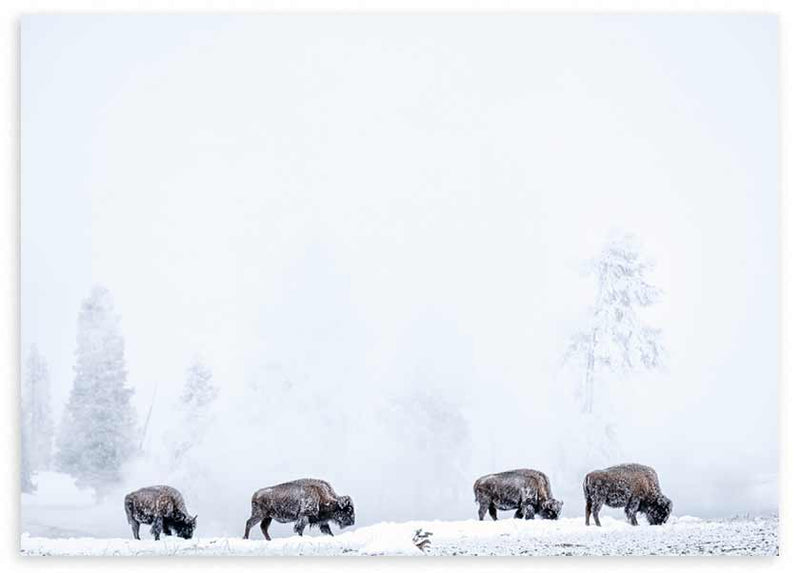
[21,515,778,556]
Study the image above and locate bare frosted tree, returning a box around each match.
[388,387,471,506]
[564,234,664,414]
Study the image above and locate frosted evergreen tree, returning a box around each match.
[55,286,137,495]
[22,345,54,471]
[564,234,664,414]
[21,413,35,493]
[170,357,218,465]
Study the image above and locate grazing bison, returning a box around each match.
[473,469,563,521]
[124,485,197,540]
[583,463,672,526]
[243,478,355,540]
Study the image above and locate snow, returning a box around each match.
[20,514,778,556]
[22,471,778,557]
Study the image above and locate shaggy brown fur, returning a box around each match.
[473,469,563,521]
[243,478,355,540]
[583,463,672,527]
[124,485,197,540]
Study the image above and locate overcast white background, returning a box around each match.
[4,2,796,571]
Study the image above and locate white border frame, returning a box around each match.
[1,2,795,572]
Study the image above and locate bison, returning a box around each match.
[583,463,672,526]
[473,469,563,521]
[124,485,197,540]
[243,478,355,540]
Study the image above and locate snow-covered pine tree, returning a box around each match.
[170,357,218,465]
[22,345,54,471]
[21,411,35,493]
[55,286,137,496]
[564,234,664,414]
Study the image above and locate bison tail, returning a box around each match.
[124,494,135,524]
[582,474,591,499]
[473,479,485,504]
[250,497,261,517]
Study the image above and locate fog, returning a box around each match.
[21,15,777,537]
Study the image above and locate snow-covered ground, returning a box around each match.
[21,514,778,557]
[21,472,778,556]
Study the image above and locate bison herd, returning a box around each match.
[125,463,672,540]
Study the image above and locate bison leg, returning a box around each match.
[294,516,309,536]
[477,501,489,521]
[522,502,537,520]
[488,503,498,521]
[151,517,163,540]
[585,499,592,527]
[513,508,523,519]
[625,500,640,526]
[125,497,141,540]
[243,514,262,540]
[591,499,602,527]
[259,517,272,540]
[319,523,333,536]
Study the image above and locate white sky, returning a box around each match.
[21,15,777,523]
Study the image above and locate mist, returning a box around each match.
[21,15,777,538]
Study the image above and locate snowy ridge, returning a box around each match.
[21,515,778,557]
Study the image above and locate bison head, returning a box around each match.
[174,515,197,539]
[539,498,563,520]
[333,495,355,528]
[644,494,672,525]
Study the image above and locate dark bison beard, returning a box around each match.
[333,509,355,528]
[165,518,195,539]
[644,498,672,525]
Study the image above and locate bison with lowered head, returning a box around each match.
[583,463,672,526]
[124,485,197,540]
[474,469,563,521]
[243,478,355,540]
